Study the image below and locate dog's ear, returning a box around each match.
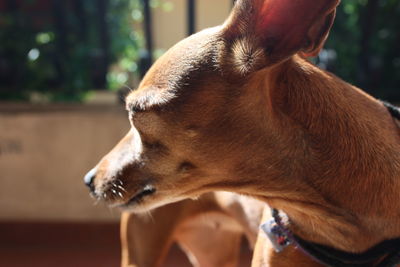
[221,0,339,74]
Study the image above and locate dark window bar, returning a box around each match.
[139,0,153,78]
[139,0,198,76]
[187,0,196,36]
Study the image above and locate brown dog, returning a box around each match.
[85,0,400,265]
[121,192,264,267]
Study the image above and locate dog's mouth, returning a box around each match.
[119,185,156,208]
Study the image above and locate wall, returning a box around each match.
[0,104,129,221]
[153,0,231,51]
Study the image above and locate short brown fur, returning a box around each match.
[86,0,400,265]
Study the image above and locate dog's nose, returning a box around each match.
[84,168,97,192]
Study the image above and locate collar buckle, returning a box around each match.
[261,218,292,253]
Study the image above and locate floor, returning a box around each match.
[0,222,252,267]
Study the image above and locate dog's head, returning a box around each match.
[85,0,339,212]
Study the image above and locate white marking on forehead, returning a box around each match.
[126,86,176,111]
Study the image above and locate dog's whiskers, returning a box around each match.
[116,185,127,192]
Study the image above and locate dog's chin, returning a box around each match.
[117,191,188,214]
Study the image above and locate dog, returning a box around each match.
[120,192,264,267]
[85,0,400,265]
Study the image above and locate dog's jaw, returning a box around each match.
[115,189,188,214]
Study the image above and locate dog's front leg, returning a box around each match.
[177,224,242,267]
[120,209,178,267]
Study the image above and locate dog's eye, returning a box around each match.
[131,105,145,113]
[178,161,196,173]
[127,102,146,115]
[143,140,166,151]
[128,107,146,122]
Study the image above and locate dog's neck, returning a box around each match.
[227,55,400,253]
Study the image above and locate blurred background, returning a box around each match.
[0,0,399,266]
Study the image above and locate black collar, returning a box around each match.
[263,209,400,267]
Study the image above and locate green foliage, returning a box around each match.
[107,0,173,91]
[0,0,399,102]
[107,0,143,91]
[0,0,148,102]
[1,1,86,101]
[325,0,400,100]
